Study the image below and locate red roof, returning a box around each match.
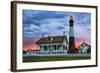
[36,36,68,44]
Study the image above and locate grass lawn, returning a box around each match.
[23,55,90,62]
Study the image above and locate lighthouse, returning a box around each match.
[68,16,75,53]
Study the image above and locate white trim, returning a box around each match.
[16,3,96,70]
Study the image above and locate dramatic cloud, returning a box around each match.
[74,24,91,40]
[23,10,91,46]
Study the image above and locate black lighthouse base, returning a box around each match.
[68,37,76,54]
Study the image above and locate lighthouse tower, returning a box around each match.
[68,16,75,53]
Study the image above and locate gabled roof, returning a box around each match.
[36,36,68,44]
[78,42,90,49]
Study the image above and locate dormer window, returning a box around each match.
[48,36,53,42]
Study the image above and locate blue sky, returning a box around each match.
[23,10,91,43]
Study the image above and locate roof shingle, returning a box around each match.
[36,36,67,44]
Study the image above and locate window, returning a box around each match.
[53,45,56,50]
[48,36,53,42]
[44,46,47,51]
[40,46,42,49]
[63,45,66,50]
[57,45,62,49]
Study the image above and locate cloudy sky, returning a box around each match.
[22,10,91,51]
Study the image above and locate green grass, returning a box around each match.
[23,56,90,62]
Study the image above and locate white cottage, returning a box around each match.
[78,42,91,54]
[36,36,68,54]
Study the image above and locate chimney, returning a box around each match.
[63,31,65,35]
[42,33,45,37]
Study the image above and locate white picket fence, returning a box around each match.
[23,51,90,57]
